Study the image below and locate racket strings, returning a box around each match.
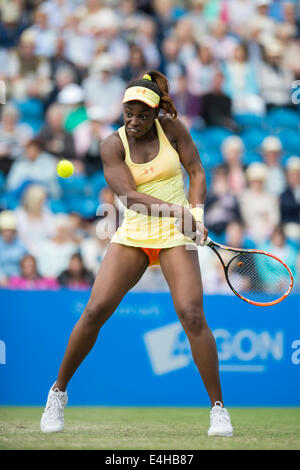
[227,252,292,303]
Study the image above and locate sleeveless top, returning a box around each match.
[110,118,196,249]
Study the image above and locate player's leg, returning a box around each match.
[159,245,223,406]
[41,243,149,432]
[159,245,233,436]
[54,243,149,391]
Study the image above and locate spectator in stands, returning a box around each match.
[29,7,58,58]
[0,2,29,50]
[181,0,209,43]
[121,44,147,83]
[63,14,96,74]
[248,0,277,45]
[69,212,91,245]
[258,41,295,110]
[282,30,300,80]
[276,21,297,50]
[0,103,33,161]
[201,71,238,131]
[57,83,88,133]
[282,1,300,37]
[199,245,233,294]
[160,36,185,94]
[98,185,122,230]
[261,136,286,196]
[221,136,247,196]
[38,103,76,161]
[239,162,280,243]
[224,220,256,249]
[152,0,176,46]
[202,0,226,23]
[186,43,219,99]
[7,29,46,80]
[207,19,238,62]
[35,214,78,278]
[80,219,113,276]
[246,22,265,64]
[82,53,125,125]
[117,0,148,43]
[170,74,201,126]
[280,156,300,238]
[47,36,80,85]
[1,0,299,295]
[174,17,197,67]
[12,76,46,133]
[75,0,119,37]
[82,187,122,264]
[8,254,59,290]
[74,106,113,175]
[57,252,94,289]
[104,17,130,70]
[134,18,160,70]
[0,210,27,286]
[5,138,60,198]
[131,264,169,292]
[226,0,256,37]
[40,0,73,31]
[205,165,241,236]
[260,224,298,277]
[15,184,56,256]
[222,42,264,115]
[43,64,77,111]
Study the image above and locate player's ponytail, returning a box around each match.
[146,70,178,119]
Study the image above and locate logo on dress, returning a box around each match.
[136,87,147,95]
[144,167,154,175]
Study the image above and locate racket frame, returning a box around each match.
[205,238,294,307]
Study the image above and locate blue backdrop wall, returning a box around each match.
[0,290,299,406]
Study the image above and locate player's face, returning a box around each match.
[124,101,158,138]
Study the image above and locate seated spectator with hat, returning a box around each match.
[261,136,286,196]
[280,156,300,241]
[0,210,28,286]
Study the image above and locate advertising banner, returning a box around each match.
[0,290,299,406]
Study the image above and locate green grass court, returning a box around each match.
[0,407,299,450]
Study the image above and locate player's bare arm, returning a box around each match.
[160,115,207,206]
[100,132,192,221]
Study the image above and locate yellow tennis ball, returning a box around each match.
[57,159,74,178]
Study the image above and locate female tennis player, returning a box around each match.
[41,71,233,437]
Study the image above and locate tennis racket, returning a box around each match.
[204,237,294,306]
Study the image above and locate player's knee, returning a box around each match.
[179,304,206,335]
[82,298,110,329]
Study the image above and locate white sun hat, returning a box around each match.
[57,84,85,105]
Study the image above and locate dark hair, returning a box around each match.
[20,254,42,278]
[70,252,84,263]
[126,70,178,119]
[25,137,43,149]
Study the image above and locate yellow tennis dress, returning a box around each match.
[111,119,196,264]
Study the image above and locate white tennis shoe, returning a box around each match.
[40,385,68,433]
[208,401,233,437]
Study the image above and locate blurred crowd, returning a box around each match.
[0,0,299,293]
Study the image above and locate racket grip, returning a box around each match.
[204,236,212,246]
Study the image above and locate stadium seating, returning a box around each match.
[265,107,300,132]
[276,128,300,154]
[240,127,270,151]
[234,114,264,129]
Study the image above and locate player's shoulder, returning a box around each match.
[99,130,124,161]
[158,114,190,140]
